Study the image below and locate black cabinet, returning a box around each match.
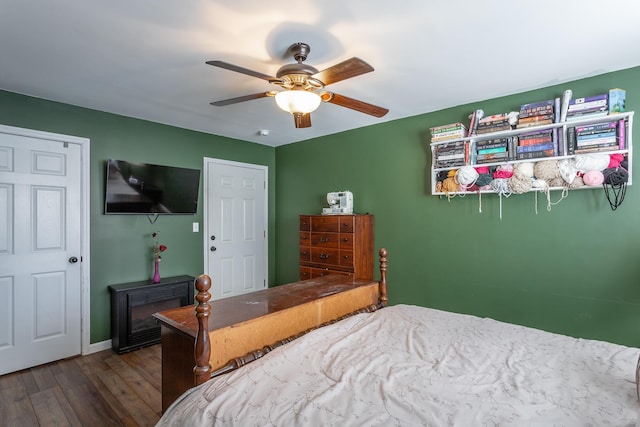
[109,275,194,354]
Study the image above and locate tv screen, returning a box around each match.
[105,159,201,214]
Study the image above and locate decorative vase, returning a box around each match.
[152,259,161,283]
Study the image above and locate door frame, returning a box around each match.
[0,124,91,355]
[202,157,268,294]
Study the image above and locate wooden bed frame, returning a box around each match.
[154,248,388,412]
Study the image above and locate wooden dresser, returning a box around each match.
[299,214,374,280]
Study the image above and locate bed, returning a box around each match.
[154,249,640,425]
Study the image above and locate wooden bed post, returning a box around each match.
[378,248,388,307]
[193,274,212,386]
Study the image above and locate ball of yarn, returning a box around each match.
[441,177,459,194]
[568,176,585,189]
[455,166,479,186]
[475,166,490,174]
[557,159,578,184]
[513,162,534,179]
[447,169,457,178]
[608,153,624,168]
[583,170,604,186]
[509,176,532,194]
[534,160,559,181]
[490,178,511,195]
[475,174,493,187]
[603,167,629,185]
[574,154,609,173]
[532,178,548,189]
[494,164,514,179]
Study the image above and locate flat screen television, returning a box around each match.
[104,159,201,214]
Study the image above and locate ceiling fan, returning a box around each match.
[206,42,389,128]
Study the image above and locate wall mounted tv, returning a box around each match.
[104,159,201,214]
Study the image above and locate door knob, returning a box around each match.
[210,235,216,241]
[69,256,78,263]
[210,246,217,252]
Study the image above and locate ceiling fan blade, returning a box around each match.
[312,58,374,86]
[294,113,311,128]
[210,92,270,106]
[206,60,279,83]
[322,92,389,118]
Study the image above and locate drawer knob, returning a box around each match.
[319,236,330,243]
[319,253,330,259]
[343,255,350,259]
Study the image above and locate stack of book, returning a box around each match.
[516,100,554,129]
[430,122,467,168]
[566,94,608,121]
[476,114,512,134]
[516,129,554,160]
[433,141,466,168]
[567,120,626,154]
[430,122,467,142]
[475,137,515,164]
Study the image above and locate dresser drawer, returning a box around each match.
[339,234,354,249]
[310,247,339,266]
[299,231,310,246]
[299,248,310,262]
[300,267,312,281]
[309,268,352,279]
[310,232,339,248]
[300,216,311,231]
[338,216,354,232]
[339,250,354,268]
[311,216,339,232]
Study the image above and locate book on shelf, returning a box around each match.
[477,146,507,155]
[516,149,554,160]
[518,135,553,146]
[618,119,627,149]
[467,110,482,137]
[576,130,617,142]
[574,142,619,154]
[476,152,509,164]
[476,123,512,134]
[516,118,553,129]
[430,122,465,133]
[475,138,509,150]
[516,142,554,154]
[567,100,607,113]
[569,94,608,105]
[519,99,554,118]
[609,88,626,114]
[566,110,610,121]
[576,136,617,147]
[575,121,617,134]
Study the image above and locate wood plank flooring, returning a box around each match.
[0,344,162,427]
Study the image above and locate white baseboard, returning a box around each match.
[87,339,112,354]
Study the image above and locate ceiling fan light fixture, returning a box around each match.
[275,90,321,114]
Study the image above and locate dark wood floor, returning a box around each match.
[0,344,162,427]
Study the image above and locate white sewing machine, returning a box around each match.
[322,191,354,215]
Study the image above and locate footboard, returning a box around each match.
[155,248,388,412]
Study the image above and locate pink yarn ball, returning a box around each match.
[583,170,604,186]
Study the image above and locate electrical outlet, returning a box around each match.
[192,222,199,233]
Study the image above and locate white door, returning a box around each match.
[203,158,267,300]
[0,128,85,375]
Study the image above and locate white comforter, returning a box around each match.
[158,305,640,426]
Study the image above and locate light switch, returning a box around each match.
[192,222,199,233]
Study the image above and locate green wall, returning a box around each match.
[3,65,640,348]
[275,66,640,347]
[0,90,276,344]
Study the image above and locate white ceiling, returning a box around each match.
[2,1,640,147]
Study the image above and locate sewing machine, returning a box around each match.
[322,191,354,215]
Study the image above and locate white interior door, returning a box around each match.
[204,158,267,300]
[0,128,86,375]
